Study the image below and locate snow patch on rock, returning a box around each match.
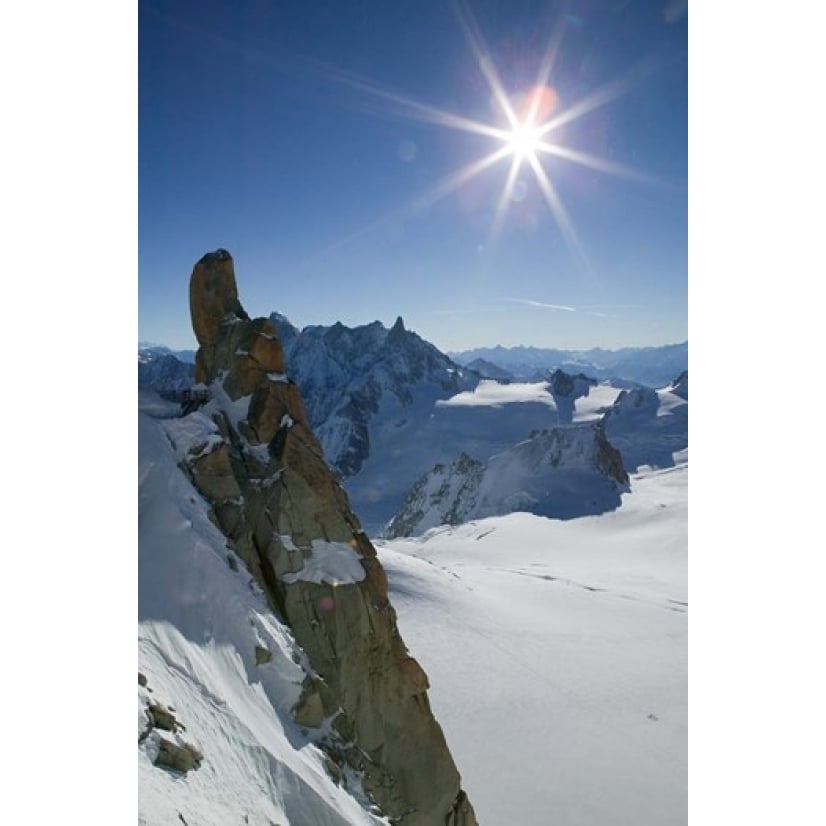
[282,540,367,586]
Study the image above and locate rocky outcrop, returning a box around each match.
[154,739,203,774]
[386,423,629,537]
[385,453,484,539]
[139,681,203,775]
[601,380,688,472]
[182,250,477,826]
[669,370,688,400]
[147,702,178,732]
[547,368,597,423]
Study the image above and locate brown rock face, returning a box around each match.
[189,249,247,345]
[182,250,478,826]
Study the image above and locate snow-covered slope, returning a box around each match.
[377,461,687,826]
[386,423,629,537]
[138,408,387,826]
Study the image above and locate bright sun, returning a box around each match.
[333,2,649,263]
[506,122,542,161]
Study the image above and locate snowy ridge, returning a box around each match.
[138,412,387,826]
[385,422,629,537]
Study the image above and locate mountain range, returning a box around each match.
[140,323,687,535]
[449,342,688,388]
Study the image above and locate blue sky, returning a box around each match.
[140,0,687,352]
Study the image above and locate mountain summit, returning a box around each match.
[175,249,477,824]
[270,311,473,481]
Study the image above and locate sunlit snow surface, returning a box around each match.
[436,379,557,408]
[377,461,687,826]
[571,382,625,421]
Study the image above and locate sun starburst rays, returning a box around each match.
[411,144,514,213]
[526,151,589,268]
[313,2,652,267]
[535,142,660,185]
[491,154,523,241]
[454,0,521,131]
[330,68,511,143]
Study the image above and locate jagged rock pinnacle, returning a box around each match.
[183,250,478,826]
[190,250,279,388]
[386,314,408,349]
[190,249,249,345]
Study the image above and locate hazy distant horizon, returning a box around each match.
[140,306,687,356]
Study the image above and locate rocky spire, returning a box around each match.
[386,314,408,347]
[185,250,477,826]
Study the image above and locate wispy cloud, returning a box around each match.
[432,299,635,320]
[432,306,514,316]
[505,297,576,312]
[504,297,641,319]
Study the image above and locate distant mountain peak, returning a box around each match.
[385,422,629,538]
[386,315,407,347]
[268,311,473,479]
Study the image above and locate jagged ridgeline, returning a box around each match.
[186,249,477,825]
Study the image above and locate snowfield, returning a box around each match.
[377,461,687,826]
[436,379,558,408]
